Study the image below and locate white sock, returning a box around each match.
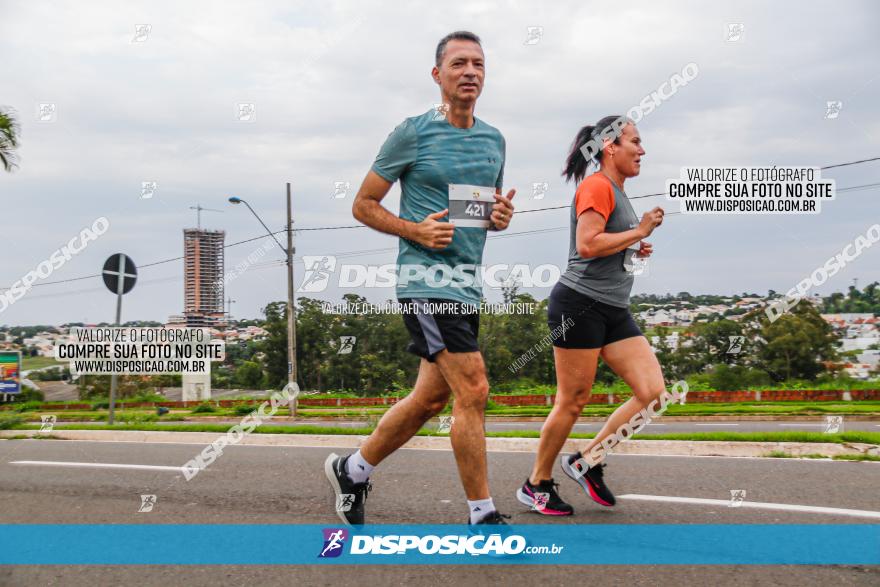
[345,450,374,484]
[467,497,496,524]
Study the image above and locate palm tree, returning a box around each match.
[0,107,20,172]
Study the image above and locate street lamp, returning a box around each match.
[228,185,299,417]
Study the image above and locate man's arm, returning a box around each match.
[352,170,455,250]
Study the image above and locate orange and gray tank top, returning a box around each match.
[557,173,639,308]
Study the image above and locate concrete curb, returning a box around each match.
[2,429,878,458]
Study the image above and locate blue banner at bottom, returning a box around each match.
[0,524,877,565]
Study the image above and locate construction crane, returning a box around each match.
[189,204,224,229]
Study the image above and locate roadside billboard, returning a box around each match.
[0,351,22,394]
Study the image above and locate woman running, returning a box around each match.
[516,116,666,515]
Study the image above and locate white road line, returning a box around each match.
[10,460,186,472]
[645,423,666,426]
[694,423,740,426]
[619,494,880,520]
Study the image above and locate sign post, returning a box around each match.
[101,254,137,425]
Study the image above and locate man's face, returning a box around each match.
[432,40,485,105]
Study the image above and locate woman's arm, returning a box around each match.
[576,206,664,258]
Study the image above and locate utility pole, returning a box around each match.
[228,186,299,418]
[286,183,298,417]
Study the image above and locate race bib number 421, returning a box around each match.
[448,184,496,228]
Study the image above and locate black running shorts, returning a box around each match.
[547,282,643,349]
[399,298,480,361]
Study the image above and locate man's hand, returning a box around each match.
[490,189,516,231]
[411,209,456,250]
[637,240,653,258]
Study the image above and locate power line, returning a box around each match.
[820,156,880,170]
[11,261,287,302]
[4,156,878,290]
[11,179,880,289]
[10,179,880,288]
[29,178,876,285]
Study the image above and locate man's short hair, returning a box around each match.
[435,31,482,67]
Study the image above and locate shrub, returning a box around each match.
[14,401,43,412]
[12,389,44,403]
[708,364,771,391]
[191,402,217,414]
[0,415,24,429]
[30,367,66,381]
[117,413,159,423]
[126,391,166,403]
[234,404,256,416]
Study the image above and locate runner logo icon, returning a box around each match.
[319,528,349,558]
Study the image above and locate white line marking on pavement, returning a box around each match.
[10,460,186,472]
[619,494,880,520]
[645,423,666,426]
[694,423,739,426]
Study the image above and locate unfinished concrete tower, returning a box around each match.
[183,228,226,328]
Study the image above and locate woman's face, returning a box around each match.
[608,123,645,177]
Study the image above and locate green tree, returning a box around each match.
[0,108,20,172]
[260,301,289,388]
[480,294,556,386]
[689,319,745,366]
[745,303,839,381]
[235,361,263,388]
[707,364,771,390]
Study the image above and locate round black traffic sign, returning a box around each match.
[102,253,137,294]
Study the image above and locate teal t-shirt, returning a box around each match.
[371,110,506,306]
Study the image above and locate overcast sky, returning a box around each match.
[1,0,878,326]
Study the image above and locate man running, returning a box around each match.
[324,31,516,526]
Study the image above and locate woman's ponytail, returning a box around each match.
[562,115,626,183]
[562,125,595,184]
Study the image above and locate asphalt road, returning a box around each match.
[0,438,878,586]
[84,417,880,434]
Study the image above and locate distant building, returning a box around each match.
[180,228,226,328]
[857,349,879,369]
[644,310,675,327]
